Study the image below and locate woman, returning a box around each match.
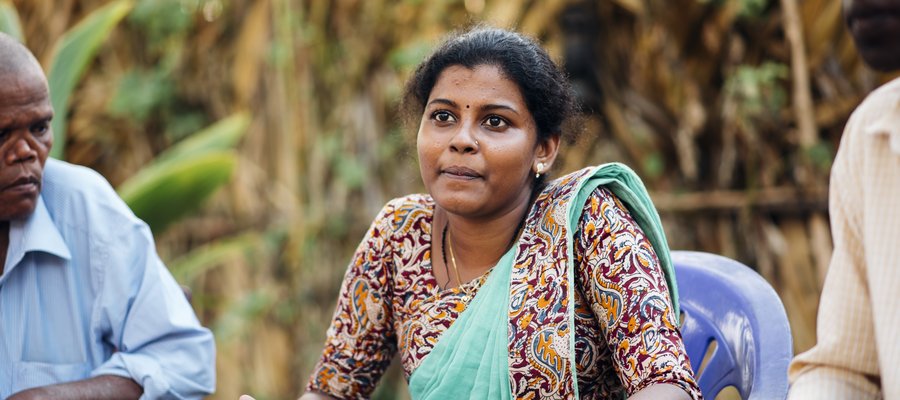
[301,27,700,399]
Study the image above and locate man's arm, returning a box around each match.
[8,375,142,400]
[88,221,215,398]
[787,110,882,399]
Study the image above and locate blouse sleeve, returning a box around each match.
[574,187,702,399]
[306,200,400,400]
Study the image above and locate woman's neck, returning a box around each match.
[438,195,532,281]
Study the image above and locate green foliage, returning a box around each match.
[169,228,285,285]
[643,152,665,180]
[118,151,237,234]
[46,0,133,159]
[155,112,250,164]
[379,128,412,164]
[7,0,250,294]
[213,288,277,342]
[738,0,770,17]
[7,1,249,279]
[698,0,771,18]
[129,0,194,48]
[117,112,250,233]
[805,141,835,173]
[317,133,368,189]
[165,112,209,143]
[724,62,789,121]
[335,157,367,189]
[389,40,433,70]
[111,0,207,143]
[108,67,177,123]
[0,0,23,41]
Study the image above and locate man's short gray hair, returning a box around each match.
[0,32,43,75]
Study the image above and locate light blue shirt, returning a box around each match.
[0,159,215,399]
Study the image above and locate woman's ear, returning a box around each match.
[534,134,561,173]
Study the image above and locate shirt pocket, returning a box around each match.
[13,361,91,394]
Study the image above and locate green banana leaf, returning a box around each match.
[118,151,237,233]
[46,0,133,159]
[155,112,251,164]
[117,111,250,233]
[168,229,285,285]
[0,0,23,41]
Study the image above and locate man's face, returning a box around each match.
[0,69,53,221]
[844,0,900,71]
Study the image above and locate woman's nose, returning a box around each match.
[448,124,479,153]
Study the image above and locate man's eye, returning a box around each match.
[31,122,49,135]
[484,116,507,128]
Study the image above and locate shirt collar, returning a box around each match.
[6,195,72,269]
[864,84,900,155]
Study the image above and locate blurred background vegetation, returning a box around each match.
[3,0,898,399]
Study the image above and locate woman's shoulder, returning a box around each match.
[579,186,628,223]
[373,193,434,233]
[538,167,632,223]
[382,193,433,214]
[542,167,595,197]
[540,166,622,204]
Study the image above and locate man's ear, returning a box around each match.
[534,134,561,172]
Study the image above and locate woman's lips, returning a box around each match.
[441,166,482,180]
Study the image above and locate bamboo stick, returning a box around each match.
[780,0,818,149]
[651,186,828,213]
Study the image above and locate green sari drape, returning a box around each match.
[408,163,677,399]
[407,247,516,399]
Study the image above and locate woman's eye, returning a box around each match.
[484,116,508,129]
[432,111,456,123]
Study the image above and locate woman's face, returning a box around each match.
[417,64,557,219]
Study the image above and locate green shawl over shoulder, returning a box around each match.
[409,163,677,399]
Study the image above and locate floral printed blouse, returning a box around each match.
[307,186,701,399]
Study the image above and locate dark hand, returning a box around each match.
[7,375,142,400]
[7,386,48,400]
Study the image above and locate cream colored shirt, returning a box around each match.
[789,77,900,399]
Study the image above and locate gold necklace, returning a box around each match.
[445,229,468,296]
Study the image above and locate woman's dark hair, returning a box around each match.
[401,26,578,143]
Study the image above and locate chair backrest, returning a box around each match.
[673,251,792,400]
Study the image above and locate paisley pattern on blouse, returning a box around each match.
[307,170,701,400]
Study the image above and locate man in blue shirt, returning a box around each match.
[0,33,215,399]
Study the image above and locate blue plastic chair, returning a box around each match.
[673,251,792,400]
